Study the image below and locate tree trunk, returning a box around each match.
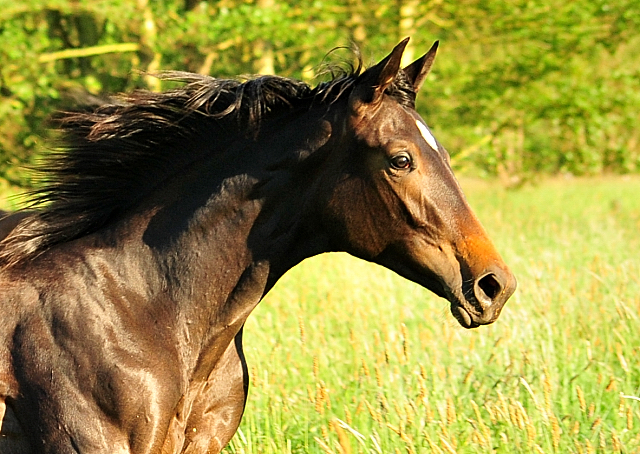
[347,0,367,49]
[399,0,419,67]
[254,0,275,75]
[137,0,162,91]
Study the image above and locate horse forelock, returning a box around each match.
[0,63,416,268]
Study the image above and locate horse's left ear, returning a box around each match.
[350,38,409,109]
[403,40,439,92]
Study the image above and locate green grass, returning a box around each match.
[224,176,640,454]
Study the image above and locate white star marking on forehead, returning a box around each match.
[415,120,438,151]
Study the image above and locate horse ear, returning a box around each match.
[402,40,439,92]
[350,38,409,109]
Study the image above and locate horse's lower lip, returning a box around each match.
[451,304,479,329]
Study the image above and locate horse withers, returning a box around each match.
[0,39,515,453]
[0,211,30,243]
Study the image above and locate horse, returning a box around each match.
[0,211,31,243]
[0,38,516,453]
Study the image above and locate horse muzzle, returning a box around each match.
[450,265,517,328]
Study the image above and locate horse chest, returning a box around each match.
[162,331,248,454]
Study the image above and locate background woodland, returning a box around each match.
[1,0,639,191]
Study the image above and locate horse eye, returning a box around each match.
[390,154,412,170]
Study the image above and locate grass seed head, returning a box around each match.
[425,399,435,423]
[423,431,441,454]
[314,436,336,454]
[549,413,561,451]
[463,366,474,385]
[405,402,415,426]
[439,435,457,454]
[375,365,383,388]
[365,400,382,426]
[605,377,616,392]
[508,402,519,427]
[344,405,352,425]
[526,417,536,446]
[361,359,370,378]
[585,438,595,454]
[542,369,552,415]
[572,420,580,435]
[298,315,306,346]
[611,430,621,452]
[446,396,456,425]
[576,385,586,412]
[419,363,428,381]
[330,419,352,454]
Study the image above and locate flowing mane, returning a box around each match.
[0,66,417,267]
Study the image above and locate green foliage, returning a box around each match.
[427,0,640,178]
[1,0,639,188]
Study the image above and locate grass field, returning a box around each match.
[223,176,640,454]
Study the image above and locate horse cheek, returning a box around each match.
[321,178,388,259]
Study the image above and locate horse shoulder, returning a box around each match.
[0,275,41,454]
[0,274,40,379]
[0,252,184,453]
[0,397,33,454]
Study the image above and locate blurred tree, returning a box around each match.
[417,0,640,180]
[0,0,638,190]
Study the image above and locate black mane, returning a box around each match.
[0,66,417,267]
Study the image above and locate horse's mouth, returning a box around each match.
[448,289,506,328]
[372,249,508,329]
[450,303,480,329]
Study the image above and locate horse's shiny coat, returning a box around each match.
[0,210,29,243]
[0,39,515,453]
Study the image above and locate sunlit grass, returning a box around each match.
[225,176,640,454]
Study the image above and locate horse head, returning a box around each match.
[319,39,516,328]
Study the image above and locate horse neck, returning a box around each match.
[127,107,338,375]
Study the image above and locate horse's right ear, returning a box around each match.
[402,41,439,93]
[349,38,409,112]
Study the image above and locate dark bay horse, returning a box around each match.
[0,211,30,243]
[0,39,516,453]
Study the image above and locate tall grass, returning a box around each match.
[224,176,640,454]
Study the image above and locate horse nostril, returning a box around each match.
[475,273,503,306]
[465,268,515,325]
